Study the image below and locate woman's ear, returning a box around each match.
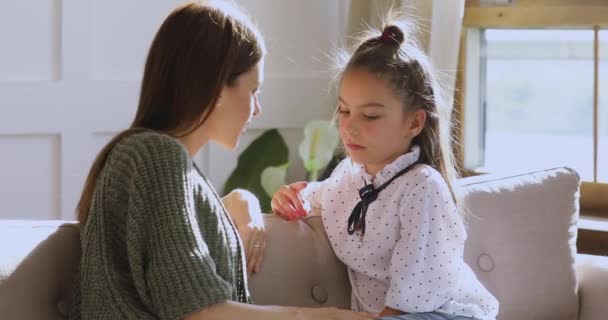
[408,109,426,137]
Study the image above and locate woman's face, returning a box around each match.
[208,60,264,150]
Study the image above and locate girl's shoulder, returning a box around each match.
[322,157,355,182]
[406,163,450,190]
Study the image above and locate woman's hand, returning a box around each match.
[270,181,308,221]
[222,189,266,275]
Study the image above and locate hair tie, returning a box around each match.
[379,31,396,43]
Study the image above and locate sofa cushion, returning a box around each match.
[0,221,79,320]
[458,167,580,320]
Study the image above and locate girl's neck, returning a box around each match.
[362,145,412,176]
[363,164,383,176]
[363,157,399,176]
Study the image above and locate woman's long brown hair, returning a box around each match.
[77,1,265,225]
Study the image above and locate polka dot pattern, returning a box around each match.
[300,146,499,319]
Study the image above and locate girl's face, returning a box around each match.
[208,60,264,150]
[338,67,425,175]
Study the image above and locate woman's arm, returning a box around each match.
[184,300,379,320]
[379,307,406,317]
[183,301,297,320]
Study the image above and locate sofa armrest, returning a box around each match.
[576,254,608,320]
[248,215,351,308]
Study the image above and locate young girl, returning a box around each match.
[69,2,377,320]
[271,21,499,320]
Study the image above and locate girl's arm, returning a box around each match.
[384,171,466,313]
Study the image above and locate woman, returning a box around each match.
[69,1,377,320]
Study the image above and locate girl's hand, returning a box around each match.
[270,181,308,221]
[300,307,379,320]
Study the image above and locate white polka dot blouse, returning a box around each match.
[300,145,499,319]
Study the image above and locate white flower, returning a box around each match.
[298,120,340,180]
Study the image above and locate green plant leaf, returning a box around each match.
[261,163,289,198]
[223,129,289,213]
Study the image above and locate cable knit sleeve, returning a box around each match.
[123,134,233,320]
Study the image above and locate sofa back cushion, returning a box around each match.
[248,215,351,308]
[458,167,580,320]
[250,167,581,320]
[0,167,581,320]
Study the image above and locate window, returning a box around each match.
[458,0,608,214]
[465,29,605,181]
[600,30,608,181]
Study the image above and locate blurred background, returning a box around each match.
[0,0,463,220]
[1,0,606,242]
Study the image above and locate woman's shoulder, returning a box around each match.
[117,131,186,153]
[106,130,191,175]
[113,131,188,161]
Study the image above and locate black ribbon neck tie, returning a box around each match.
[347,162,419,237]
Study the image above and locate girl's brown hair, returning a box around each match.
[336,17,462,212]
[77,1,265,225]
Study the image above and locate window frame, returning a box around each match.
[455,0,608,215]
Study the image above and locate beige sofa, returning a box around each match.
[1,167,607,319]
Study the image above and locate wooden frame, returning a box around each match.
[455,0,608,215]
[465,0,608,29]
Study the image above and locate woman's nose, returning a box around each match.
[253,96,261,117]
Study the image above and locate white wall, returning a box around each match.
[0,0,351,220]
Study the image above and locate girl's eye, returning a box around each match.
[364,115,380,120]
[338,106,350,115]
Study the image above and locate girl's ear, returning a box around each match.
[408,109,426,138]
